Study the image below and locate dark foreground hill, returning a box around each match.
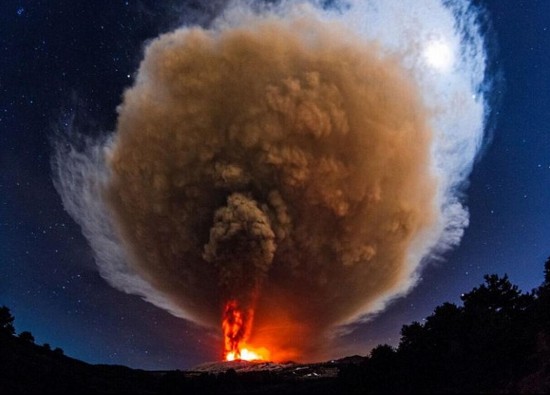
[2,329,550,395]
[0,334,160,394]
[0,335,349,394]
[2,257,550,394]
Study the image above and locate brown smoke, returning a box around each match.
[105,17,436,361]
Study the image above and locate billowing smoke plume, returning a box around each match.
[52,0,490,361]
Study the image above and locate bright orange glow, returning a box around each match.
[225,346,270,361]
[240,348,262,361]
[222,300,270,361]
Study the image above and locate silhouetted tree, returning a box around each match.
[368,344,402,392]
[53,347,64,356]
[0,305,15,336]
[535,257,550,329]
[398,321,426,354]
[352,270,544,393]
[18,331,35,344]
[458,274,536,390]
[544,256,550,286]
[461,274,532,317]
[369,344,396,362]
[43,343,51,351]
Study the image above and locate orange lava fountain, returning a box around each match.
[222,300,269,361]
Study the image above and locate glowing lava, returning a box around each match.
[226,348,266,362]
[222,300,269,361]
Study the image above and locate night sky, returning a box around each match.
[1,0,549,370]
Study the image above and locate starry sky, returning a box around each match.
[1,0,549,370]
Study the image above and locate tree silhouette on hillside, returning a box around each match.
[18,331,35,344]
[339,257,550,394]
[0,305,15,336]
[535,257,550,329]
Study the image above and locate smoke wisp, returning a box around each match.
[52,0,490,361]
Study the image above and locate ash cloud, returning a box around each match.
[52,0,491,361]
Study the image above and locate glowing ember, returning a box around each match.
[222,300,269,361]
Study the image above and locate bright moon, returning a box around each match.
[424,40,454,71]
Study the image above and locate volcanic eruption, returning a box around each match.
[52,0,490,362]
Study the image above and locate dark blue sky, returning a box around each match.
[1,0,549,370]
